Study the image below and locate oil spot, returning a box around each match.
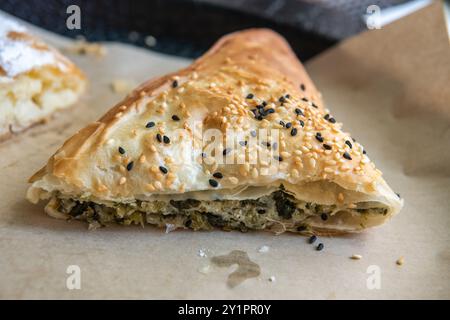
[210,250,260,288]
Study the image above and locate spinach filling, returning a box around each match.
[51,189,388,232]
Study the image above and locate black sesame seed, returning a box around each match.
[272,142,278,150]
[300,84,306,91]
[172,115,180,121]
[266,108,275,114]
[156,133,162,143]
[256,115,263,121]
[256,104,264,110]
[285,94,291,99]
[298,120,305,127]
[279,120,286,127]
[223,148,231,156]
[316,243,324,251]
[343,152,352,160]
[324,114,330,120]
[285,122,292,129]
[328,117,336,123]
[209,179,219,188]
[262,101,268,107]
[308,235,317,244]
[118,147,125,154]
[295,108,304,116]
[145,121,155,128]
[257,209,266,214]
[172,80,178,88]
[163,135,170,144]
[279,96,286,103]
[323,144,332,150]
[201,152,207,158]
[302,97,308,102]
[126,161,134,171]
[297,225,307,232]
[396,193,401,198]
[321,213,328,221]
[274,155,283,162]
[264,141,271,148]
[363,149,367,155]
[315,134,324,143]
[290,128,298,136]
[312,102,318,108]
[345,140,353,149]
[251,109,257,116]
[159,166,168,174]
[239,140,247,147]
[213,172,223,179]
[250,130,257,137]
[246,93,254,99]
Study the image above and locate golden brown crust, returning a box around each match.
[28,29,402,231]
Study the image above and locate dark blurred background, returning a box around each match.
[0,0,421,61]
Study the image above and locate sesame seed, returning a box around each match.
[323,144,332,150]
[285,122,292,129]
[172,80,178,88]
[246,93,254,99]
[396,257,404,266]
[308,235,317,244]
[239,140,247,146]
[163,135,170,144]
[343,152,352,160]
[156,133,162,143]
[274,155,283,162]
[223,148,231,156]
[328,117,336,123]
[172,115,180,121]
[316,243,324,251]
[201,152,207,158]
[315,134,324,143]
[262,101,267,106]
[302,97,308,102]
[118,147,126,154]
[321,213,328,221]
[119,177,126,185]
[266,108,275,114]
[363,149,367,155]
[209,179,218,188]
[272,142,278,150]
[290,128,298,136]
[250,130,257,137]
[146,121,155,128]
[159,166,168,174]
[285,94,291,99]
[324,114,330,120]
[312,102,318,108]
[298,120,305,127]
[257,209,266,214]
[295,108,304,116]
[279,120,285,127]
[297,225,307,232]
[350,254,362,260]
[345,140,353,149]
[278,96,286,103]
[126,161,134,171]
[300,84,306,91]
[213,172,223,179]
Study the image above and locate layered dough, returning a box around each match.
[0,17,86,139]
[27,29,403,234]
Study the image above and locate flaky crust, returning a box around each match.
[28,29,402,232]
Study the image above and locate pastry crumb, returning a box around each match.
[111,79,136,94]
[350,254,362,260]
[268,276,276,282]
[396,256,404,266]
[65,39,107,57]
[165,223,177,233]
[258,245,270,253]
[197,264,211,275]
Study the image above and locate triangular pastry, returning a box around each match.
[27,29,403,234]
[0,17,86,140]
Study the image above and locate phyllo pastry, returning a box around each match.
[0,17,86,140]
[27,29,403,234]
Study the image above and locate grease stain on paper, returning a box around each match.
[210,250,261,288]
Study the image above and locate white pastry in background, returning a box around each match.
[0,17,86,140]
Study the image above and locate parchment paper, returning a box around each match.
[0,1,449,299]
